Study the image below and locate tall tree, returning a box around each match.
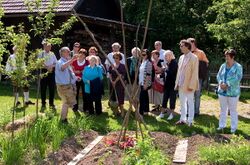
[206,0,250,63]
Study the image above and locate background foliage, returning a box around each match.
[123,0,250,71]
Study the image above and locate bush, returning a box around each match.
[199,135,250,165]
[123,137,170,165]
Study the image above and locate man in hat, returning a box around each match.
[38,39,57,110]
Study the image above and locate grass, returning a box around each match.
[0,80,250,164]
[123,136,170,165]
[199,135,250,165]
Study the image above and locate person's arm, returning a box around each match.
[226,64,243,87]
[188,57,199,91]
[216,64,224,84]
[201,51,209,64]
[61,56,77,71]
[82,67,90,84]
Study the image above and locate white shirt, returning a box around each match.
[159,49,166,61]
[105,52,125,68]
[77,60,86,66]
[5,54,26,72]
[139,60,147,85]
[38,51,57,67]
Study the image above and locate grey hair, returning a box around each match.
[164,50,175,59]
[59,47,70,56]
[112,42,121,48]
[131,47,141,56]
[154,41,162,46]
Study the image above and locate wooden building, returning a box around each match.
[2,0,140,58]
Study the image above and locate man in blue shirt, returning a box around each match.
[55,47,80,123]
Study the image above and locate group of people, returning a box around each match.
[5,38,243,133]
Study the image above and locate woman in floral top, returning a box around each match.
[216,49,243,133]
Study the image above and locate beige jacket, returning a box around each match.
[175,52,199,92]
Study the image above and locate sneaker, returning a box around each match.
[16,101,21,107]
[61,118,68,124]
[158,113,164,118]
[49,105,56,110]
[175,120,186,125]
[73,104,78,112]
[167,113,173,120]
[217,127,224,131]
[231,129,236,134]
[25,100,35,106]
[187,122,192,127]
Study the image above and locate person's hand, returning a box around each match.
[76,76,81,81]
[220,83,228,90]
[74,70,81,74]
[143,84,147,90]
[47,65,53,72]
[72,54,78,61]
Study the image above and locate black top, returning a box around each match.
[164,59,178,89]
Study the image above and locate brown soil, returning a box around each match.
[40,130,249,165]
[42,130,98,165]
[4,114,44,131]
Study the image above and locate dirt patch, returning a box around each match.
[4,114,45,131]
[41,131,249,165]
[42,130,98,165]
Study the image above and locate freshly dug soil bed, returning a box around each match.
[42,131,246,165]
[42,130,98,165]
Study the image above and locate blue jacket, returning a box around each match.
[217,62,243,97]
[82,65,103,94]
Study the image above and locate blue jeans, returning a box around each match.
[194,79,203,115]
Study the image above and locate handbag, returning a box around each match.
[152,77,164,93]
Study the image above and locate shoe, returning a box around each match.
[217,127,224,131]
[25,100,35,106]
[175,120,186,125]
[49,105,56,110]
[61,118,68,124]
[158,113,164,118]
[151,105,160,112]
[73,104,78,112]
[187,122,192,127]
[16,101,21,107]
[167,113,174,120]
[194,113,200,117]
[231,129,236,134]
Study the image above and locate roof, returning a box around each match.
[2,0,79,14]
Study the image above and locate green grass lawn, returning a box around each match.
[0,80,250,136]
[0,80,249,164]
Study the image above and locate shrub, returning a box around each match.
[199,135,250,165]
[123,137,170,165]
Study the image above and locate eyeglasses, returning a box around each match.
[141,53,146,56]
[180,45,185,48]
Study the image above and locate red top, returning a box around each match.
[71,60,89,77]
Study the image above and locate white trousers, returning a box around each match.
[179,90,195,123]
[218,95,239,131]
